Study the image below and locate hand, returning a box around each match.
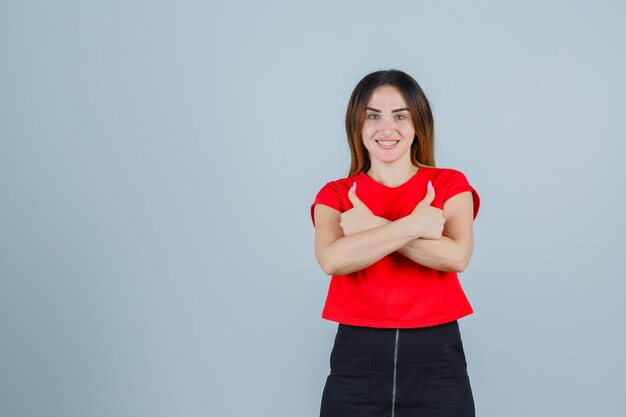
[340,182,386,236]
[408,180,445,239]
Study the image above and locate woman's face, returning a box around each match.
[361,85,415,165]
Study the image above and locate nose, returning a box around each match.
[379,122,393,135]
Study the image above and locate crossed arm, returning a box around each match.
[313,191,475,275]
[364,199,473,272]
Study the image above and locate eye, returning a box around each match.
[367,113,380,120]
[395,114,407,121]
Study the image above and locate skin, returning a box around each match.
[313,85,475,275]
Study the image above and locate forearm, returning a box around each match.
[324,215,419,275]
[374,217,461,272]
[398,237,462,272]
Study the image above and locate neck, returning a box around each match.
[366,162,418,187]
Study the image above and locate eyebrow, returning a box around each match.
[365,107,410,113]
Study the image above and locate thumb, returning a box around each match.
[347,182,363,207]
[420,180,436,205]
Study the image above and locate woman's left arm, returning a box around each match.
[400,191,475,272]
[364,191,475,272]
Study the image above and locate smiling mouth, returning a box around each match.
[375,140,399,149]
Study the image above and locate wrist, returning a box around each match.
[405,213,423,239]
[374,215,391,228]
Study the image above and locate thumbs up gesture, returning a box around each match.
[340,182,385,236]
[409,180,445,239]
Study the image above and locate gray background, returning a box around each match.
[1,1,624,416]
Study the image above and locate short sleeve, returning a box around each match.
[310,181,344,227]
[442,170,480,220]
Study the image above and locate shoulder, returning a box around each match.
[317,174,359,193]
[423,166,468,184]
[427,166,479,219]
[310,174,358,226]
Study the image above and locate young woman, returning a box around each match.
[310,69,480,417]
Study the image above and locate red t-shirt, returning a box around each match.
[310,166,480,328]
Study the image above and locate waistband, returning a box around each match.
[334,320,463,368]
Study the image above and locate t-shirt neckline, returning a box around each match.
[357,166,426,191]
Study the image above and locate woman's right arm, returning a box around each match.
[313,204,421,275]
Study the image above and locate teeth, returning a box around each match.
[377,140,398,146]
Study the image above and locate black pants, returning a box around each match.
[320,320,475,417]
